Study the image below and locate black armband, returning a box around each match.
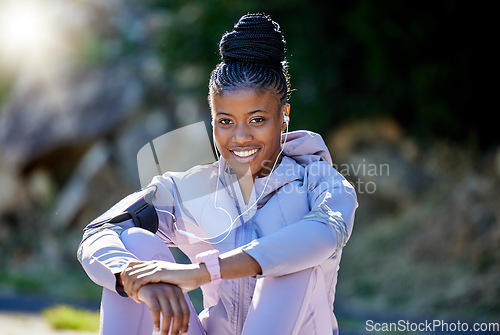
[86,186,159,234]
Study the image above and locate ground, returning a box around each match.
[0,312,97,335]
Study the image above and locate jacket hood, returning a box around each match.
[282,130,333,166]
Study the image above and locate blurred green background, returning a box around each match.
[0,0,497,332]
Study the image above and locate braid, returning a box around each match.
[209,13,290,105]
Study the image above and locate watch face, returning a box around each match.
[196,250,221,283]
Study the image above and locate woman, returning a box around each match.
[78,13,357,335]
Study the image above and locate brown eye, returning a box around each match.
[250,117,265,123]
[219,118,233,125]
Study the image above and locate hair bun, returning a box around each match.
[220,13,286,67]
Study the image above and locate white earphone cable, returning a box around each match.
[156,115,290,244]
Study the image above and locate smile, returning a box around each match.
[231,148,259,158]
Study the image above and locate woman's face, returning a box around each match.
[211,89,288,179]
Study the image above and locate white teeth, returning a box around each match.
[232,149,259,158]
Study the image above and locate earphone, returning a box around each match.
[283,104,290,126]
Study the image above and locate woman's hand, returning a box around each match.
[120,260,210,301]
[137,283,190,335]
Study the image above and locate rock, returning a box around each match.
[0,64,143,171]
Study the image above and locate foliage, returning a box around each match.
[0,267,102,302]
[142,0,489,147]
[42,305,99,331]
[0,0,494,326]
[337,144,500,320]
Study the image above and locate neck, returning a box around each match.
[238,169,254,205]
[256,153,283,179]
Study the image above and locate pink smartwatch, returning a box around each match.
[196,249,222,285]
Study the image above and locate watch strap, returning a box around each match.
[196,250,222,285]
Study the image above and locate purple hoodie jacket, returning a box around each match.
[77,130,358,334]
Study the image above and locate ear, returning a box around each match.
[281,104,290,132]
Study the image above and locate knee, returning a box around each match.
[294,266,325,289]
[120,227,174,262]
[258,266,325,290]
[280,266,324,280]
[121,227,158,245]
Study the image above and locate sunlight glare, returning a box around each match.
[0,0,63,72]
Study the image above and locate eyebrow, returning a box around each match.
[216,109,269,116]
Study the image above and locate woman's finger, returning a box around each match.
[167,290,183,335]
[125,261,143,269]
[178,294,191,334]
[130,268,162,298]
[119,270,135,301]
[169,287,190,335]
[128,263,156,276]
[146,295,162,333]
[158,298,173,335]
[123,264,158,300]
[122,272,143,301]
[121,263,147,299]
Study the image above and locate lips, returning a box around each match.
[229,147,261,163]
[231,148,259,158]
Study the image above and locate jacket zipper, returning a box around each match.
[235,202,250,335]
[231,174,255,335]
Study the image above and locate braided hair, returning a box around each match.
[209,13,290,107]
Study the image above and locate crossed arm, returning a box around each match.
[116,248,261,335]
[80,164,357,335]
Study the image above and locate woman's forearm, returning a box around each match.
[119,249,263,298]
[219,249,262,279]
[193,249,262,287]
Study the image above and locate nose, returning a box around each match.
[232,123,252,144]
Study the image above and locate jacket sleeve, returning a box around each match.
[77,176,177,294]
[240,161,358,277]
[77,220,137,293]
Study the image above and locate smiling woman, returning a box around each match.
[78,13,357,335]
[0,0,67,75]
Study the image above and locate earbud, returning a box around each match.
[283,105,290,126]
[283,112,290,125]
